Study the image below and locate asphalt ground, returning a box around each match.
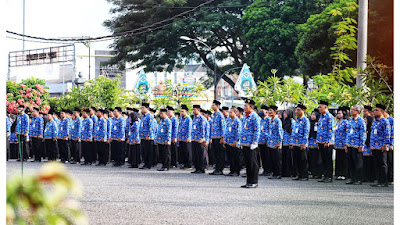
[6,160,394,225]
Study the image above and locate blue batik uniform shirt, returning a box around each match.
[57,118,70,139]
[282,119,295,146]
[16,113,29,135]
[81,117,93,141]
[128,120,141,144]
[70,117,82,140]
[291,116,310,147]
[170,116,179,141]
[240,111,261,147]
[224,117,241,147]
[155,117,172,144]
[178,115,192,142]
[267,117,283,148]
[317,111,335,144]
[191,115,207,141]
[107,117,114,139]
[345,116,366,148]
[388,116,394,147]
[29,116,44,138]
[259,116,271,144]
[334,119,349,149]
[211,111,226,139]
[111,116,126,140]
[44,119,58,139]
[94,117,108,141]
[370,117,391,150]
[6,116,12,136]
[139,112,155,139]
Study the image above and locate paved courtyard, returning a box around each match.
[7,161,394,225]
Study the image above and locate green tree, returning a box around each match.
[104,0,250,87]
[242,0,332,80]
[295,0,357,76]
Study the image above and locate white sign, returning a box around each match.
[234,63,257,97]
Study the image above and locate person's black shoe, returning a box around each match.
[299,178,309,181]
[353,181,362,185]
[241,173,247,177]
[225,172,234,176]
[318,177,327,182]
[70,160,77,164]
[259,172,268,176]
[371,183,388,187]
[323,178,333,183]
[292,177,300,180]
[209,170,222,175]
[95,163,103,166]
[128,165,135,168]
[231,172,239,177]
[113,163,121,167]
[241,184,249,188]
[199,170,205,174]
[268,176,281,179]
[191,170,199,173]
[345,180,354,185]
[80,162,86,165]
[157,168,168,171]
[246,184,258,188]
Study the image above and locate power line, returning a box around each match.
[6,0,216,42]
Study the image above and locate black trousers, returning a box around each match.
[208,141,216,166]
[294,146,308,179]
[227,145,241,174]
[6,138,10,161]
[141,139,154,168]
[281,145,293,177]
[310,148,323,177]
[81,141,92,163]
[260,144,272,173]
[154,144,160,165]
[112,140,124,165]
[31,137,43,161]
[319,143,333,179]
[70,140,81,162]
[335,149,348,177]
[178,141,192,168]
[388,150,393,182]
[97,141,108,165]
[58,139,70,162]
[159,144,171,169]
[192,142,205,171]
[45,139,57,161]
[211,138,224,172]
[268,147,282,177]
[243,146,259,184]
[17,134,29,160]
[129,144,141,167]
[347,147,363,182]
[10,143,18,159]
[362,155,375,182]
[373,150,388,185]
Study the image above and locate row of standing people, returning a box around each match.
[6,100,393,188]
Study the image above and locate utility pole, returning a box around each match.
[356,0,368,88]
[22,0,25,50]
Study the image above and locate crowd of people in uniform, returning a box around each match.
[6,99,394,188]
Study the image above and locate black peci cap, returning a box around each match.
[269,105,278,111]
[181,104,189,111]
[213,100,221,106]
[193,105,201,109]
[319,100,329,106]
[141,102,150,108]
[244,99,255,106]
[364,105,372,111]
[222,106,229,111]
[375,104,386,111]
[297,103,307,110]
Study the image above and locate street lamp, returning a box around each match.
[180,36,217,99]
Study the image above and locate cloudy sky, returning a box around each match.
[5,0,115,53]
